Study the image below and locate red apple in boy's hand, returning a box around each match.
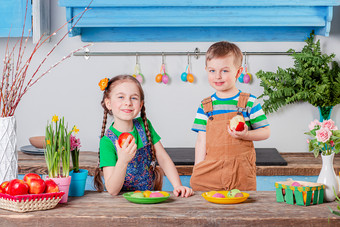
[118,132,133,147]
[8,179,29,196]
[230,115,246,131]
[23,173,41,186]
[44,179,59,193]
[0,181,9,194]
[235,122,245,131]
[28,178,46,194]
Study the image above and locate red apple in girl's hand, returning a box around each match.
[23,173,41,186]
[8,179,29,196]
[28,178,46,194]
[44,179,59,193]
[118,132,133,147]
[0,181,9,194]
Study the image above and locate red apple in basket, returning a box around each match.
[8,179,29,196]
[0,181,9,194]
[44,179,59,193]
[118,132,133,147]
[230,115,246,131]
[23,173,41,186]
[29,178,46,194]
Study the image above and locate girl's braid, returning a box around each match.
[94,90,111,192]
[140,105,155,167]
[140,104,163,190]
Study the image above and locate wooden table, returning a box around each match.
[0,191,339,226]
[18,151,340,176]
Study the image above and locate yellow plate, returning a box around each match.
[202,191,249,204]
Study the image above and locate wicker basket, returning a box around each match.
[0,192,65,212]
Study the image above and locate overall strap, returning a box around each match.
[133,119,156,169]
[133,119,148,146]
[105,128,118,149]
[201,97,213,114]
[236,93,250,114]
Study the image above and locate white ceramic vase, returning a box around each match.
[0,116,18,182]
[317,153,339,202]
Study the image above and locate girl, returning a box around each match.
[94,75,193,197]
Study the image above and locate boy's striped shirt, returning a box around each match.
[192,91,269,132]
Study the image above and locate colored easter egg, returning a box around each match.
[238,73,244,83]
[132,74,137,78]
[181,72,187,82]
[149,192,164,198]
[155,74,163,83]
[227,189,241,198]
[143,190,152,198]
[187,73,194,83]
[134,190,142,193]
[243,73,250,84]
[206,191,218,197]
[162,73,169,84]
[131,192,144,198]
[234,193,243,198]
[291,181,301,187]
[212,192,225,198]
[136,73,143,83]
[159,191,169,197]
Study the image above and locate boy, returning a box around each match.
[190,41,270,191]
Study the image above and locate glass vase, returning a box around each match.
[318,106,333,122]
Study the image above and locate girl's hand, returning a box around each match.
[228,123,249,140]
[115,136,137,165]
[173,186,194,198]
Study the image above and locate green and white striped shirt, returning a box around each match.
[192,91,269,132]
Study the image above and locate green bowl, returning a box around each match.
[123,191,170,204]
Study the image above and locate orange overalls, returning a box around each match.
[190,93,257,191]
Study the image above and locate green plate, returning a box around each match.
[123,191,170,204]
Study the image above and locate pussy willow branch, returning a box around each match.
[0,0,93,117]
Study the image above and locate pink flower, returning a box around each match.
[307,139,310,144]
[322,119,338,131]
[316,127,332,143]
[70,135,81,151]
[309,119,321,130]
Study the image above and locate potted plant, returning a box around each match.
[69,132,88,197]
[305,119,340,201]
[45,115,75,203]
[256,31,340,120]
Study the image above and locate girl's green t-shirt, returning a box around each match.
[99,117,161,168]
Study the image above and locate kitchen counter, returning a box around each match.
[18,151,340,176]
[0,191,339,226]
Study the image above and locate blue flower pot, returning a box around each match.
[69,169,88,197]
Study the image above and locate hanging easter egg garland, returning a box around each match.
[155,54,169,84]
[181,53,194,83]
[238,52,252,84]
[132,54,144,84]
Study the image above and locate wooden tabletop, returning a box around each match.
[1,191,339,226]
[18,151,340,176]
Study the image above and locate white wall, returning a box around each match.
[2,1,340,153]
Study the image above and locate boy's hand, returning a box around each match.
[228,124,249,140]
[115,135,137,165]
[173,186,194,198]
